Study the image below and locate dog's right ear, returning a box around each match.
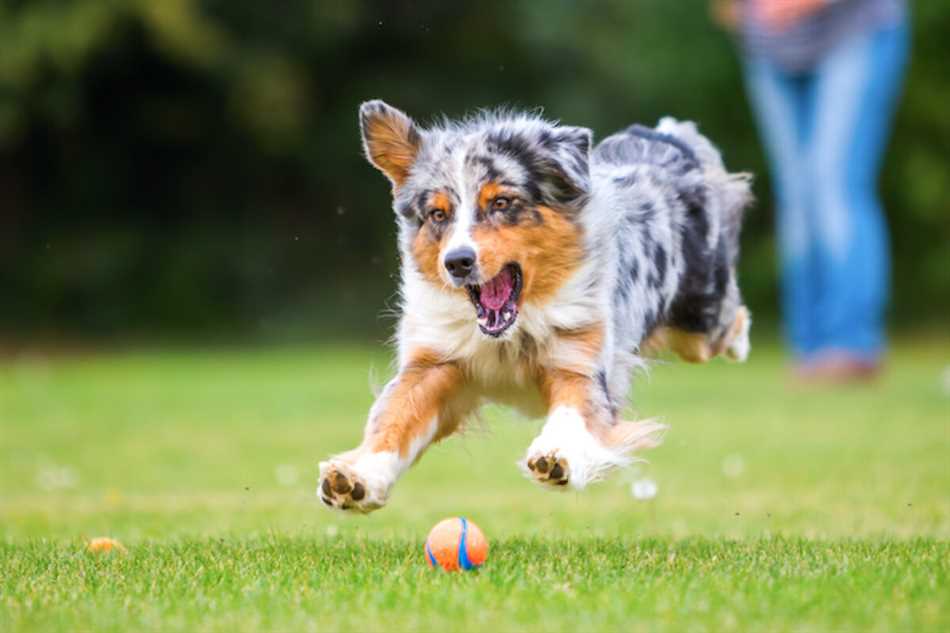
[359,100,421,190]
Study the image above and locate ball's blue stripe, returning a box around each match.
[425,540,437,568]
[457,516,476,570]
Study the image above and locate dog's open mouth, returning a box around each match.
[466,263,522,337]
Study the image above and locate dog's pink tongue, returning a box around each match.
[480,268,513,311]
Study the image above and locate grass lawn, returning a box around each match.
[2,338,948,631]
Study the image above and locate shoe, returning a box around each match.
[792,350,883,385]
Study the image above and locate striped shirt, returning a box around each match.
[741,0,906,72]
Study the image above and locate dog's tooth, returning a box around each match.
[503,310,511,321]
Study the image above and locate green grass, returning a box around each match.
[2,339,949,631]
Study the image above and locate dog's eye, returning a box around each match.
[428,208,448,223]
[491,197,512,212]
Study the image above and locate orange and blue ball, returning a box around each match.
[424,517,488,571]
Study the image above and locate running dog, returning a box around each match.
[318,100,752,512]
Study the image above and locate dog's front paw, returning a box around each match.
[318,458,390,514]
[521,406,644,491]
[521,436,618,492]
[526,451,570,487]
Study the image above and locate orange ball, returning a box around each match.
[424,517,488,571]
[86,537,126,554]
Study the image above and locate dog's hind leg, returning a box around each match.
[318,350,474,513]
[640,305,751,364]
[719,305,751,361]
[641,326,714,363]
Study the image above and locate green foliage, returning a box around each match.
[0,1,947,338]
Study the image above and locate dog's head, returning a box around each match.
[360,100,591,338]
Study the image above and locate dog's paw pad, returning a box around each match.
[526,452,570,487]
[319,465,373,512]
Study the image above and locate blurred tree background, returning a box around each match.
[0,0,947,343]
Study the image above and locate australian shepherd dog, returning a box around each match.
[318,100,752,512]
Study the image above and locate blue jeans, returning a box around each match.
[743,19,909,362]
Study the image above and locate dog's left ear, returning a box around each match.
[540,125,592,207]
[359,100,422,190]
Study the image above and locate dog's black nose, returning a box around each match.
[444,247,477,280]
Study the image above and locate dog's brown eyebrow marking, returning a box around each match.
[423,187,458,206]
[477,182,508,210]
[407,188,458,218]
[475,181,530,225]
[410,189,431,212]
[429,191,452,212]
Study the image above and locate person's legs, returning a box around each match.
[808,20,910,362]
[743,60,819,358]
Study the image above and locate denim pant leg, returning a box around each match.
[808,21,910,359]
[743,61,820,357]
